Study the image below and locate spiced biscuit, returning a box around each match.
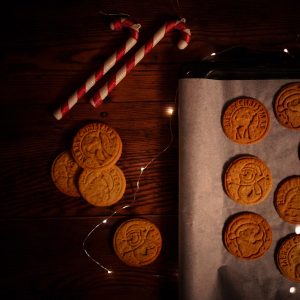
[78,165,126,206]
[224,156,272,205]
[223,212,272,259]
[277,234,300,282]
[274,176,300,224]
[51,151,81,197]
[72,123,122,169]
[222,97,270,144]
[113,218,162,267]
[274,82,300,130]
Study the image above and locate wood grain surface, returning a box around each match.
[1,0,300,299]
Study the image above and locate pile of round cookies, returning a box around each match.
[51,122,162,267]
[51,122,126,206]
[221,82,300,283]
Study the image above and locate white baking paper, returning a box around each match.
[179,79,300,300]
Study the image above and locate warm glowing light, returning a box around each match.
[122,205,130,209]
[283,48,289,53]
[166,107,174,116]
[210,52,216,56]
[107,270,113,274]
[102,219,108,224]
[140,167,145,172]
[295,225,300,234]
[290,286,296,294]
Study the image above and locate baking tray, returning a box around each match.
[178,48,300,300]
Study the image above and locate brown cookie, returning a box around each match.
[51,151,81,197]
[274,82,300,130]
[78,165,126,206]
[72,123,122,169]
[223,212,272,259]
[113,218,162,267]
[276,234,300,282]
[224,156,272,205]
[222,97,270,144]
[274,176,300,224]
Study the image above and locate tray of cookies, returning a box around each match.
[178,53,300,300]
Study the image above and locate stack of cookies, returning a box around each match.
[220,82,300,283]
[51,122,126,207]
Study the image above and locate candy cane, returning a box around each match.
[90,18,191,108]
[53,18,141,120]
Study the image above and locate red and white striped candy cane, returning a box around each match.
[53,18,141,120]
[90,18,191,108]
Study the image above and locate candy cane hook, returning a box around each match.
[90,18,191,108]
[53,18,141,120]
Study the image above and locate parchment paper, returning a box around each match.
[179,79,300,300]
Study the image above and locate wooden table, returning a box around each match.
[1,1,299,299]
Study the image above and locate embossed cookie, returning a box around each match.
[51,151,81,197]
[72,123,122,169]
[224,156,272,205]
[113,218,162,267]
[274,176,300,224]
[78,165,126,206]
[277,234,300,282]
[274,82,300,130]
[223,212,272,259]
[222,97,270,144]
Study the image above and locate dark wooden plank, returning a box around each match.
[1,215,178,300]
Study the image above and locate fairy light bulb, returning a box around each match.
[210,52,216,56]
[102,219,108,224]
[289,286,296,294]
[107,270,113,274]
[295,225,300,234]
[166,107,174,116]
[283,48,289,53]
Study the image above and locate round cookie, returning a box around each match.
[223,212,272,259]
[72,123,122,169]
[224,156,272,205]
[276,234,300,282]
[78,165,126,206]
[222,97,270,144]
[113,218,162,267]
[274,82,300,130]
[51,151,81,197]
[274,176,300,224]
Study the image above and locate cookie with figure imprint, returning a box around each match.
[222,97,270,144]
[113,218,162,267]
[274,82,300,130]
[276,234,300,282]
[72,122,122,169]
[223,212,272,259]
[274,176,300,224]
[223,155,272,205]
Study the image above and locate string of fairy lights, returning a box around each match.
[82,99,176,274]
